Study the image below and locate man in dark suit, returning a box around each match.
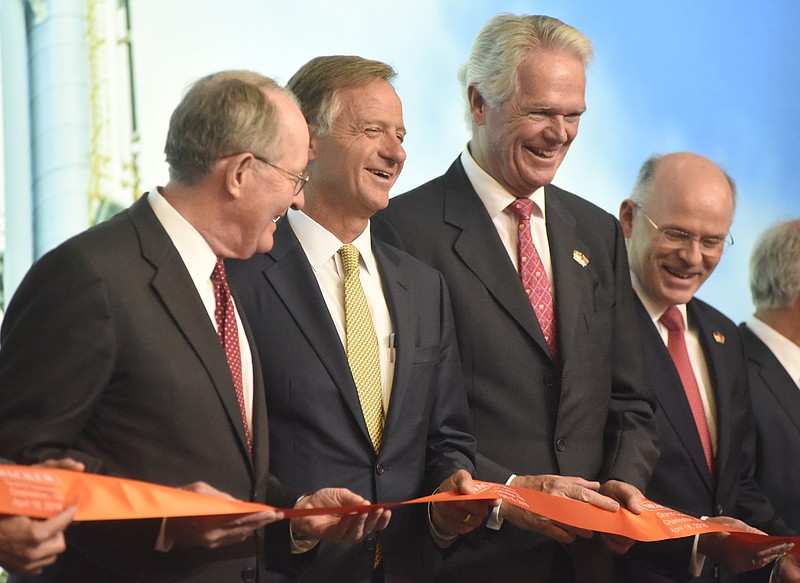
[615,152,797,582]
[372,14,659,583]
[741,220,800,535]
[0,70,387,582]
[227,56,491,583]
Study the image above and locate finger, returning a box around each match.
[577,489,620,512]
[37,505,77,537]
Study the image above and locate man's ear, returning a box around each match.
[307,124,320,162]
[224,153,250,199]
[619,199,636,238]
[467,85,487,126]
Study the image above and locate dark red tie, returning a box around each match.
[660,306,713,474]
[211,258,253,455]
[509,198,557,358]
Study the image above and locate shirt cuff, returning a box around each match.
[486,474,516,531]
[689,527,706,576]
[290,495,320,554]
[155,518,172,552]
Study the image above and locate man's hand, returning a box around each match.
[500,475,620,544]
[698,516,793,573]
[0,506,77,575]
[165,482,284,549]
[431,470,498,537]
[35,458,86,472]
[598,479,645,553]
[776,553,800,583]
[291,488,390,545]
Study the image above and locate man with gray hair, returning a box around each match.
[0,70,387,582]
[373,13,658,582]
[740,220,800,535]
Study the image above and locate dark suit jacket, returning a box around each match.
[0,195,298,583]
[740,323,800,533]
[371,157,659,582]
[226,219,476,583]
[616,298,791,583]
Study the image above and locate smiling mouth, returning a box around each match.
[526,147,558,159]
[368,168,392,179]
[663,265,696,280]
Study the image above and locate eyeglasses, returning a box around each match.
[635,203,733,257]
[223,152,309,195]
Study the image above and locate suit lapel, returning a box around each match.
[741,324,800,435]
[442,161,551,359]
[635,298,714,492]
[374,241,413,442]
[128,196,255,469]
[545,190,590,364]
[263,221,375,446]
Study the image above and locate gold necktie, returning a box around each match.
[339,244,384,453]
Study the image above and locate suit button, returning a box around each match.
[376,463,385,475]
[544,375,555,388]
[364,534,377,551]
[555,439,567,452]
[240,567,256,582]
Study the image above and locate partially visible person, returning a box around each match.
[0,70,386,582]
[0,459,83,576]
[615,152,797,583]
[228,55,489,583]
[740,219,800,532]
[372,13,658,582]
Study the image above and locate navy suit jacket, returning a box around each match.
[0,195,298,582]
[372,157,658,582]
[616,298,791,583]
[740,323,800,533]
[227,218,476,583]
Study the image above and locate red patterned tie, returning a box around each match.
[211,258,253,455]
[660,306,714,474]
[509,198,557,358]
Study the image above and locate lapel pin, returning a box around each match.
[713,331,725,344]
[572,250,589,267]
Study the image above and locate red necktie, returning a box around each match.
[509,198,557,358]
[660,306,713,474]
[211,258,253,455]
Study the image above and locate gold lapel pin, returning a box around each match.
[572,250,589,267]
[713,331,725,344]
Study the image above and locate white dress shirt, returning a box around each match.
[287,209,395,410]
[747,316,800,388]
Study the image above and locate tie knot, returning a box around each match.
[659,305,684,332]
[509,197,534,221]
[339,244,360,277]
[211,257,227,286]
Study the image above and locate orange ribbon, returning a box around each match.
[0,465,795,556]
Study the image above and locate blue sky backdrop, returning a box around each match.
[129,0,799,322]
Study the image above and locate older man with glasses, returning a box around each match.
[613,152,799,583]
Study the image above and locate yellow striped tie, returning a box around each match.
[338,244,384,452]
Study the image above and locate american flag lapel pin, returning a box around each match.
[712,331,725,344]
[572,250,589,267]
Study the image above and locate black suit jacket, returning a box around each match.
[616,298,791,583]
[372,157,658,582]
[740,323,800,532]
[0,195,298,582]
[226,219,476,583]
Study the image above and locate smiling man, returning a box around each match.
[372,14,658,583]
[615,152,798,583]
[226,56,488,583]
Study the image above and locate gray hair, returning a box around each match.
[164,70,297,185]
[458,14,593,127]
[287,55,397,136]
[630,154,738,209]
[750,219,800,310]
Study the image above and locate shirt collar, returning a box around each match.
[147,188,217,286]
[631,272,690,329]
[287,209,378,275]
[460,144,546,220]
